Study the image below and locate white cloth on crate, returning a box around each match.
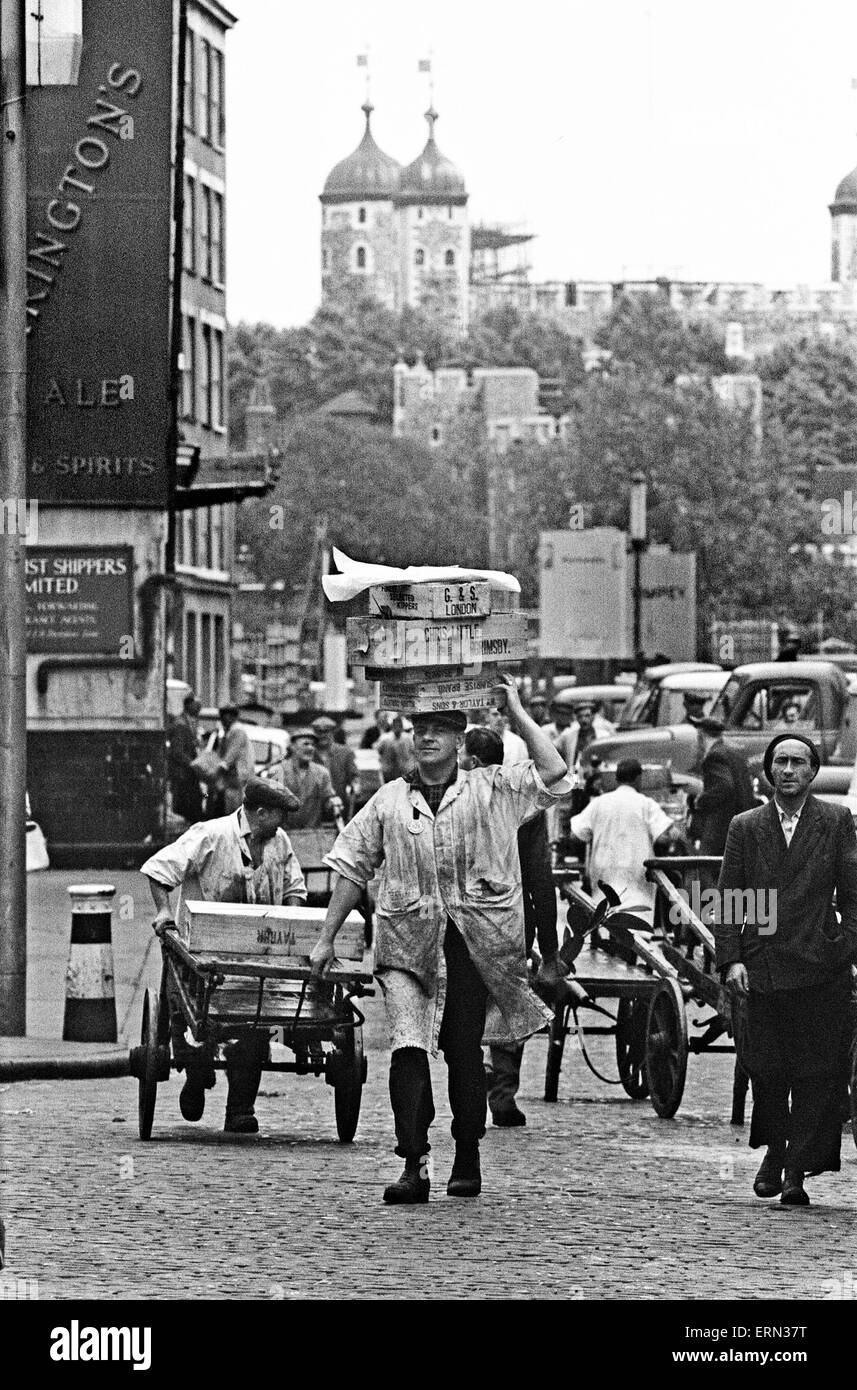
[140,807,307,930]
[323,761,572,1053]
[569,784,673,924]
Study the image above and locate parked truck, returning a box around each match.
[588,661,856,797]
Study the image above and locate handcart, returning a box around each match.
[129,902,373,1143]
[545,856,748,1120]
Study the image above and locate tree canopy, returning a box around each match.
[231,295,857,648]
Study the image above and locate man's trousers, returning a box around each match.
[747,969,852,1175]
[487,1043,525,1115]
[389,921,488,1159]
[167,973,269,1119]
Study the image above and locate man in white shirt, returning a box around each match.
[557,701,615,774]
[141,778,307,1133]
[569,758,681,924]
[488,705,529,765]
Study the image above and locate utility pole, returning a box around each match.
[0,0,28,1035]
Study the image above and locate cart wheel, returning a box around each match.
[138,988,164,1141]
[333,1024,364,1143]
[644,978,688,1119]
[615,998,650,1099]
[544,1001,569,1102]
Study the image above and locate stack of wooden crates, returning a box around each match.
[345,577,527,713]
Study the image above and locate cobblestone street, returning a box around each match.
[3,871,857,1303]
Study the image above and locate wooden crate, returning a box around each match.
[346,612,529,670]
[183,902,365,963]
[355,581,518,619]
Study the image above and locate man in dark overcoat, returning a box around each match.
[715,734,857,1205]
[689,716,756,855]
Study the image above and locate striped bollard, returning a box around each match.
[63,884,117,1043]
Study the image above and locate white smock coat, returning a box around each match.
[570,784,672,923]
[324,761,572,1053]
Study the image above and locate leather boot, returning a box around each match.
[382,1155,430,1205]
[752,1147,785,1198]
[781,1168,810,1206]
[223,1036,267,1134]
[447,1144,482,1197]
[179,1051,216,1122]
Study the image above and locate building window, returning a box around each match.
[184,32,196,129]
[208,45,225,147]
[208,189,224,284]
[417,207,423,220]
[200,185,211,281]
[195,510,210,569]
[185,611,198,690]
[183,175,196,273]
[200,323,212,426]
[25,0,82,85]
[201,613,212,704]
[355,244,367,271]
[415,248,425,267]
[212,327,224,429]
[211,505,224,571]
[445,249,455,267]
[181,315,196,421]
[214,614,226,702]
[197,37,209,136]
[358,206,366,224]
[199,325,225,430]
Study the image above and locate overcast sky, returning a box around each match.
[225,0,857,328]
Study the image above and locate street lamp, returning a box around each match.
[629,469,648,669]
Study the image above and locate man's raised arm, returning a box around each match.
[494,673,568,786]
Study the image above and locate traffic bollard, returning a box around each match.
[63,884,118,1043]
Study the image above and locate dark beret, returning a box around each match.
[762,734,820,783]
[410,709,468,732]
[243,776,300,814]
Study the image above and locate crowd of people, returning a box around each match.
[154,678,857,1209]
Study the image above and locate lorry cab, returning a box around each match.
[618,666,727,730]
[710,661,853,791]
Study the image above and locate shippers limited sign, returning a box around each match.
[25,0,172,505]
[26,545,134,654]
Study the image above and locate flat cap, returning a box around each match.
[290,726,319,742]
[763,734,820,783]
[243,776,300,814]
[311,715,337,732]
[410,709,468,732]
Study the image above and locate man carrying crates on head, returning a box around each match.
[310,674,573,1205]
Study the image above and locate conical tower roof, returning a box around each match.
[396,107,467,206]
[831,161,857,213]
[321,102,402,204]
